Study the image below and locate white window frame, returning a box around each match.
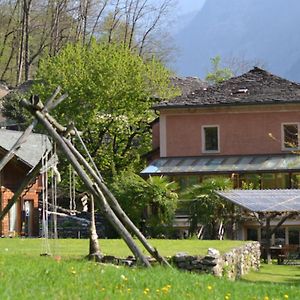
[202,125,220,153]
[281,123,300,151]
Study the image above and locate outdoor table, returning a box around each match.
[269,246,285,264]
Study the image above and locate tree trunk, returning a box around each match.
[88,194,102,261]
[24,0,32,81]
[265,216,272,264]
[16,0,26,85]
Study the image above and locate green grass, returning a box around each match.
[243,264,300,284]
[0,238,246,258]
[0,238,299,299]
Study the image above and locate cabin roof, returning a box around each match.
[0,129,51,168]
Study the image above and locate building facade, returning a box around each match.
[142,68,300,242]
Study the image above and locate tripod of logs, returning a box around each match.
[11,90,169,267]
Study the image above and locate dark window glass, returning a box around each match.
[247,228,258,241]
[261,173,276,189]
[284,124,298,148]
[274,228,285,246]
[204,127,218,151]
[289,229,300,245]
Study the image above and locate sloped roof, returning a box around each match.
[0,129,51,168]
[141,154,300,176]
[170,76,208,96]
[155,67,300,109]
[217,189,300,213]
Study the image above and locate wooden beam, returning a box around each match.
[0,87,66,173]
[63,136,171,267]
[23,101,150,267]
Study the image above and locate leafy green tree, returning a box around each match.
[1,91,31,128]
[111,172,178,236]
[205,55,233,84]
[30,42,178,180]
[181,177,233,239]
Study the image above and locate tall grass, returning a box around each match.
[0,239,299,299]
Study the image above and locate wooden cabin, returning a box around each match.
[0,129,50,237]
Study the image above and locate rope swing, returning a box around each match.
[69,164,77,215]
[40,139,60,256]
[41,145,51,256]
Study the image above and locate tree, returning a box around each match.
[0,0,77,85]
[1,91,31,128]
[111,171,178,236]
[0,0,176,86]
[223,55,265,76]
[181,177,233,239]
[30,42,178,179]
[205,55,233,84]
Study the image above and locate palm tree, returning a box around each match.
[181,177,232,239]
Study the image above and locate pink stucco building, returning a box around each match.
[142,67,300,243]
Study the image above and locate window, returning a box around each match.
[282,123,299,150]
[247,228,258,241]
[202,125,219,152]
[289,229,300,245]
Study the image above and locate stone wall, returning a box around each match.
[171,241,260,280]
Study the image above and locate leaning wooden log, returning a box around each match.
[63,137,171,267]
[0,152,51,221]
[0,87,65,173]
[21,100,151,267]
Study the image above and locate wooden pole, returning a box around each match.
[63,136,170,266]
[265,215,272,264]
[0,155,47,221]
[21,101,150,267]
[88,194,102,261]
[0,87,65,173]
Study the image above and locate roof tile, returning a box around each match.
[155,68,300,109]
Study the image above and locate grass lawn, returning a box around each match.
[0,238,246,258]
[243,263,300,284]
[0,238,299,299]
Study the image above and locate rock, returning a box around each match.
[207,248,220,257]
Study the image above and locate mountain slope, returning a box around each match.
[173,0,300,81]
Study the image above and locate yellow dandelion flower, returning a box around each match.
[284,295,289,299]
[207,285,213,291]
[101,288,105,292]
[166,284,171,289]
[71,270,76,275]
[121,274,128,281]
[127,288,131,293]
[156,289,160,293]
[264,296,269,300]
[225,296,230,300]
